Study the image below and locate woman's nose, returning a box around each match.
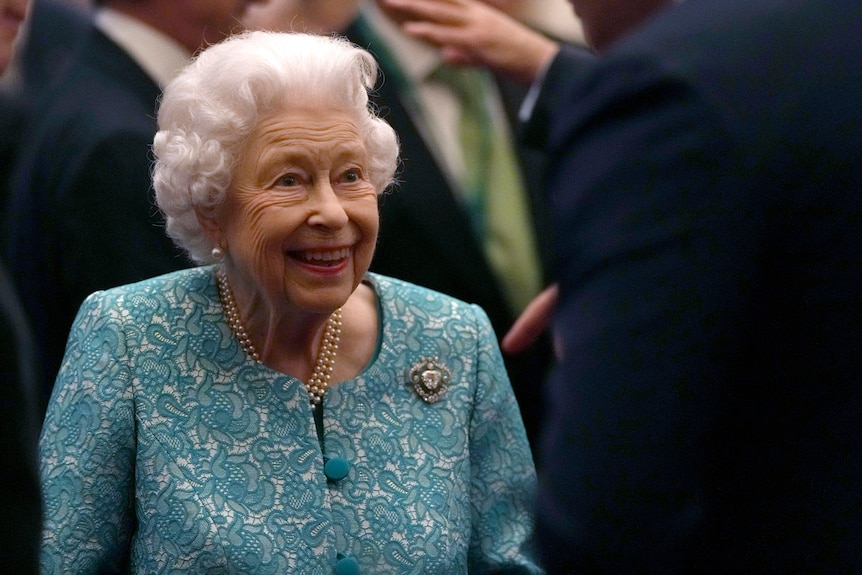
[307,181,349,228]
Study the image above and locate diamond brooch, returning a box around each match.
[408,357,451,404]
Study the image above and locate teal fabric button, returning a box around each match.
[324,456,350,481]
[334,555,360,575]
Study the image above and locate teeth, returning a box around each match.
[301,248,350,262]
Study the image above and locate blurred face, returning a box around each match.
[567,0,670,50]
[0,0,28,73]
[242,0,359,35]
[212,107,379,315]
[175,0,267,51]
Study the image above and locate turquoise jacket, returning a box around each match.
[39,267,541,574]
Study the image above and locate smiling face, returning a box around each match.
[206,106,379,316]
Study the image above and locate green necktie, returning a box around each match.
[430,65,543,314]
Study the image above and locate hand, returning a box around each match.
[380,0,560,85]
[502,283,559,355]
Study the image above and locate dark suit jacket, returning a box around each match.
[4,27,189,409]
[531,0,862,571]
[20,0,92,95]
[344,17,554,447]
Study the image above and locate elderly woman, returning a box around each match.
[38,31,541,575]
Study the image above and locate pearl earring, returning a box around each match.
[211,246,224,261]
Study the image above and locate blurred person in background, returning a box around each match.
[1,0,91,225]
[3,0,265,411]
[530,0,862,569]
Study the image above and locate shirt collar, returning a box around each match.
[94,7,192,89]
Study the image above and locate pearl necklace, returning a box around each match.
[215,267,343,406]
[306,307,342,406]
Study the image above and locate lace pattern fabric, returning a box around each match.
[39,266,541,574]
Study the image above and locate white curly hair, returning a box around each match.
[152,31,400,264]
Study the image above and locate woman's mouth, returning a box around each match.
[291,247,351,268]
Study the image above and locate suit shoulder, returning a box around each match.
[28,32,159,134]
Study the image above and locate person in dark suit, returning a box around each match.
[343,0,556,448]
[385,0,862,570]
[0,0,91,227]
[4,0,265,410]
[524,0,862,571]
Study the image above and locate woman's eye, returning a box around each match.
[278,174,299,187]
[342,170,360,183]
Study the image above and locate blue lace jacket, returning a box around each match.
[39,266,542,574]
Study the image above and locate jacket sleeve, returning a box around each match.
[39,291,136,575]
[466,304,543,575]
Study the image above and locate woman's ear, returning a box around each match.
[195,207,226,250]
